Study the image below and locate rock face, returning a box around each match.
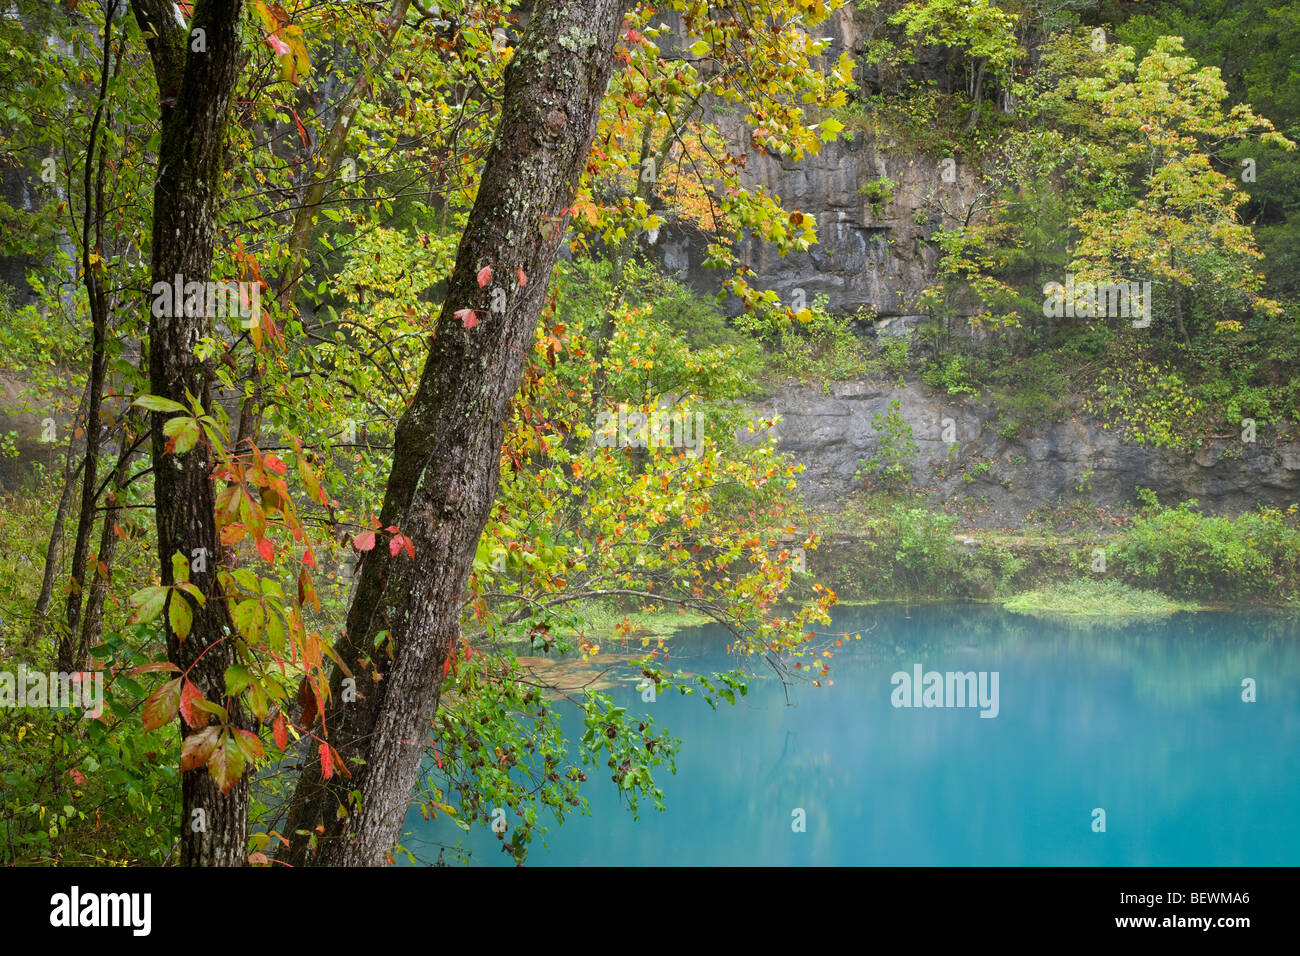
[657,127,972,320]
[755,379,1300,525]
[0,372,64,490]
[653,7,977,320]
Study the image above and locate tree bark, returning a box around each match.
[281,0,630,866]
[132,0,250,866]
[58,0,117,671]
[964,58,985,131]
[74,440,133,664]
[33,384,88,629]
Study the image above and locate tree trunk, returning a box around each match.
[58,0,116,671]
[33,384,89,629]
[964,58,985,131]
[281,0,631,867]
[74,441,133,664]
[131,0,249,866]
[1170,251,1191,347]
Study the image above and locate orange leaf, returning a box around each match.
[180,725,221,771]
[272,712,289,752]
[179,679,209,729]
[141,678,182,732]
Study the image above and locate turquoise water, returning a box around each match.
[404,604,1300,866]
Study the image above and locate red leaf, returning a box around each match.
[297,677,318,728]
[330,743,351,778]
[298,566,321,611]
[257,537,275,562]
[389,532,415,558]
[67,768,86,785]
[455,308,478,330]
[264,454,288,475]
[272,713,289,752]
[319,741,334,780]
[476,265,492,288]
[289,108,310,149]
[180,725,221,771]
[234,728,265,761]
[179,679,209,729]
[142,678,182,731]
[301,546,317,568]
[353,530,376,552]
[129,661,181,676]
[516,268,527,287]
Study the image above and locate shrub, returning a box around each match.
[1115,501,1300,600]
[857,399,918,485]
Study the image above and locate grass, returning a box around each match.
[548,599,714,645]
[1003,578,1198,617]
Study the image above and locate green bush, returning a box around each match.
[768,300,869,383]
[922,354,982,395]
[1115,501,1300,600]
[857,399,918,485]
[869,336,911,379]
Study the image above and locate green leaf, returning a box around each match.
[224,664,253,696]
[127,586,167,625]
[819,117,845,142]
[168,590,194,641]
[132,394,188,413]
[208,735,247,793]
[163,416,202,454]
